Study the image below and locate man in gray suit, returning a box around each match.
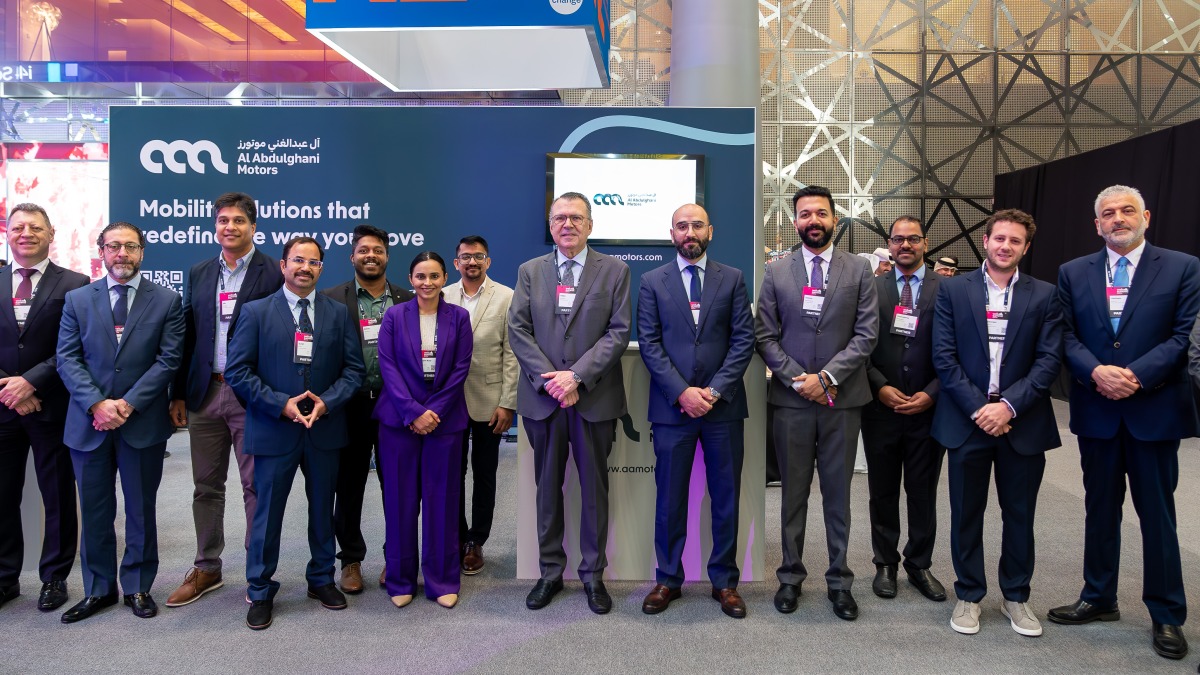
[756,185,879,621]
[509,191,632,615]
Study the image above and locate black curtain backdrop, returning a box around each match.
[994,117,1200,283]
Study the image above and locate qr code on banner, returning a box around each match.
[141,270,184,294]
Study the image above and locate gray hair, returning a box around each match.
[1094,185,1145,218]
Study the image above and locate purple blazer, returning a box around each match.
[373,297,473,435]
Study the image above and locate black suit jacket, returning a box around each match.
[174,249,283,410]
[0,261,90,423]
[864,268,942,420]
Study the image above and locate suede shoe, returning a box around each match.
[246,599,273,630]
[1001,600,1042,637]
[872,565,897,599]
[307,583,348,610]
[584,580,612,615]
[525,578,563,610]
[642,584,680,614]
[774,583,800,614]
[37,580,67,611]
[124,592,158,618]
[950,600,981,635]
[166,568,223,607]
[1047,598,1120,625]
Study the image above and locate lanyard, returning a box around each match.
[982,267,1012,310]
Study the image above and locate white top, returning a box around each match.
[419,313,437,351]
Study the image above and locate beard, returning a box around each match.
[675,236,709,261]
[354,261,386,281]
[106,261,141,281]
[800,224,833,249]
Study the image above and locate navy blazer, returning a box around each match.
[0,261,90,423]
[1058,245,1200,441]
[931,269,1063,455]
[373,298,473,434]
[174,249,283,410]
[636,259,755,424]
[224,288,365,455]
[57,277,185,452]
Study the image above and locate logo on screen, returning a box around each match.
[593,193,624,206]
[549,0,583,15]
[139,140,229,175]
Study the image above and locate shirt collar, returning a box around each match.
[354,278,390,300]
[14,257,51,275]
[896,264,926,282]
[801,246,833,268]
[282,285,315,306]
[219,246,255,273]
[982,261,1019,291]
[555,246,588,269]
[107,273,142,291]
[460,276,488,299]
[1106,240,1146,269]
[676,253,707,273]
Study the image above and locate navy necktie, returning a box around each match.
[112,284,129,326]
[297,298,313,333]
[686,265,701,303]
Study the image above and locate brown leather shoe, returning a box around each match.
[462,542,484,575]
[165,568,223,608]
[712,587,747,618]
[339,562,364,594]
[641,584,681,614]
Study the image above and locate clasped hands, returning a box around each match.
[678,386,716,418]
[0,375,41,416]
[283,391,327,429]
[541,371,580,408]
[878,386,933,415]
[1092,364,1140,401]
[791,372,837,405]
[92,398,133,431]
[974,401,1012,437]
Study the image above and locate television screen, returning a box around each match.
[546,153,705,246]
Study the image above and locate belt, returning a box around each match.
[987,393,1002,403]
[211,373,225,384]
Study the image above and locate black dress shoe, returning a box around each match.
[246,599,273,630]
[307,583,348,610]
[872,565,897,599]
[124,592,158,618]
[1046,598,1120,625]
[61,593,119,623]
[828,589,858,621]
[0,584,19,608]
[906,568,947,602]
[774,583,800,614]
[525,578,563,610]
[38,580,68,611]
[1153,622,1189,660]
[583,581,612,615]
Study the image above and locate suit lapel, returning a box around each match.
[1116,245,1160,337]
[232,254,264,322]
[818,250,846,328]
[0,268,17,334]
[433,301,451,380]
[471,285,494,331]
[271,291,295,335]
[916,270,938,318]
[879,270,900,309]
[663,264,696,333]
[970,272,990,355]
[564,252,602,333]
[1002,274,1032,355]
[697,261,722,333]
[92,282,120,351]
[790,252,814,323]
[405,302,423,367]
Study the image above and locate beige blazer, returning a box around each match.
[444,278,519,422]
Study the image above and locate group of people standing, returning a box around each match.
[1,183,1198,669]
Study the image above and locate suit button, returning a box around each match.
[115,368,122,373]
[1114,341,1121,348]
[565,334,571,339]
[904,343,911,349]
[17,343,22,349]
[903,366,910,372]
[816,329,822,335]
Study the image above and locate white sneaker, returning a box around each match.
[1001,600,1043,637]
[951,600,981,634]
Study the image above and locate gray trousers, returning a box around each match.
[188,379,255,572]
[774,404,860,590]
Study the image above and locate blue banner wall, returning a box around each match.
[109,106,756,339]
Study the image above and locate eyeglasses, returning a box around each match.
[888,235,925,246]
[287,257,324,269]
[457,253,488,262]
[102,242,143,253]
[672,220,708,232]
[550,214,588,226]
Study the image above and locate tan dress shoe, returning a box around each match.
[391,594,412,608]
[339,562,364,594]
[436,594,458,608]
[166,568,223,608]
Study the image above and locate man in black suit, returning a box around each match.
[932,209,1062,637]
[166,192,283,608]
[861,216,946,603]
[0,203,89,612]
[321,224,412,593]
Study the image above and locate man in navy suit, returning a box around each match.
[636,204,755,619]
[932,208,1062,638]
[166,192,283,609]
[0,203,89,612]
[56,222,185,623]
[225,236,364,631]
[1051,185,1200,661]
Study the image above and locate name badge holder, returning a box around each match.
[986,310,1009,343]
[360,317,380,345]
[115,324,125,344]
[294,331,314,364]
[556,284,576,315]
[12,297,31,329]
[802,287,825,318]
[891,306,918,336]
[219,291,238,321]
[422,326,438,381]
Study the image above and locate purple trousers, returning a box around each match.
[378,423,463,599]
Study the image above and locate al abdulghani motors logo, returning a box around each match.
[140,140,229,175]
[593,193,624,206]
[548,0,583,15]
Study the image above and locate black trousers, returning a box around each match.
[459,419,501,547]
[0,416,77,586]
[333,393,383,566]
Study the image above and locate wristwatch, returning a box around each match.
[571,371,582,384]
[708,387,721,400]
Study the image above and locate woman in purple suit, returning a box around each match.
[375,251,473,608]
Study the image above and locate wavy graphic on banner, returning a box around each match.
[558,115,756,153]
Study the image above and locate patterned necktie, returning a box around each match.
[112,284,129,326]
[1111,256,1129,332]
[15,268,34,300]
[560,260,575,287]
[900,274,913,308]
[810,257,824,288]
[297,297,313,333]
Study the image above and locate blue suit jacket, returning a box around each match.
[1058,244,1200,441]
[224,288,365,455]
[174,249,283,410]
[373,298,473,434]
[56,277,185,452]
[931,269,1063,455]
[636,259,755,424]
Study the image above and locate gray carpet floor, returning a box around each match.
[3,399,1200,674]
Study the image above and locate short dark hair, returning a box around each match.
[791,185,835,214]
[409,250,447,276]
[282,236,323,261]
[352,225,389,252]
[8,202,51,229]
[984,208,1037,241]
[551,192,592,220]
[96,222,146,249]
[888,215,922,236]
[213,192,257,225]
[457,235,489,255]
